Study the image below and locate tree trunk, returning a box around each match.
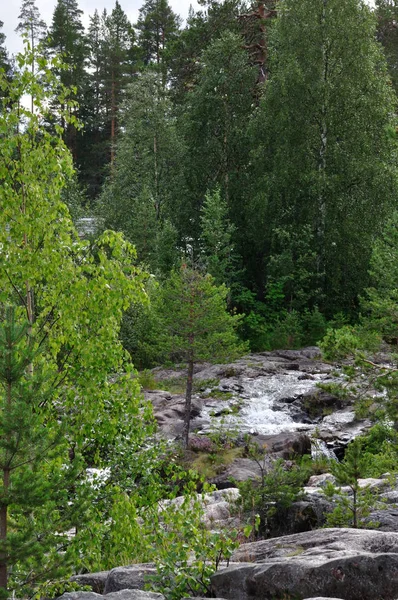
[0,382,12,592]
[110,72,116,168]
[353,488,357,528]
[183,355,194,448]
[317,0,329,273]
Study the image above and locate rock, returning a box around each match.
[159,489,241,530]
[104,565,157,594]
[70,572,109,594]
[106,592,163,600]
[303,598,345,600]
[209,458,264,488]
[365,509,398,531]
[211,528,398,600]
[106,593,164,600]
[145,391,203,438]
[57,594,103,600]
[58,593,164,600]
[307,473,336,488]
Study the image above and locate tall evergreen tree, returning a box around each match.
[102,2,137,166]
[135,0,181,81]
[77,9,108,197]
[46,0,87,160]
[100,72,185,270]
[16,0,47,112]
[167,0,241,102]
[0,22,12,99]
[251,0,398,315]
[375,0,398,94]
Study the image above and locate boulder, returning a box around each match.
[365,509,398,531]
[70,572,109,594]
[58,593,164,600]
[104,565,157,594]
[211,528,398,600]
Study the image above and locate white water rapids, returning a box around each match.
[200,372,326,436]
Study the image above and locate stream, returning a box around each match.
[200,371,327,436]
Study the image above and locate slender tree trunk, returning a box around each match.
[0,380,12,593]
[154,133,160,219]
[0,475,9,592]
[352,488,358,528]
[111,71,116,168]
[317,0,329,273]
[31,29,35,115]
[183,351,194,448]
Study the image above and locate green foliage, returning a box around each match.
[0,48,151,597]
[200,187,239,290]
[155,265,247,445]
[99,72,185,274]
[323,438,378,528]
[251,0,398,315]
[361,211,398,343]
[78,472,239,600]
[320,326,381,361]
[353,424,398,478]
[236,442,309,538]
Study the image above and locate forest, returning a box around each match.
[2,0,398,598]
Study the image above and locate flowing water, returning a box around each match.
[200,372,326,436]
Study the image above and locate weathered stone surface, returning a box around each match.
[307,473,336,488]
[211,528,398,600]
[104,565,157,594]
[106,592,164,600]
[144,390,203,438]
[70,571,109,593]
[57,594,103,600]
[58,593,164,600]
[209,459,263,488]
[366,509,398,531]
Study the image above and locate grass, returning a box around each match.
[191,447,243,479]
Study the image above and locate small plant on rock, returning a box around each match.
[235,440,309,538]
[323,438,378,528]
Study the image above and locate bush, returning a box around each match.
[234,440,310,538]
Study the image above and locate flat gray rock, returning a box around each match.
[71,572,109,594]
[104,565,157,594]
[211,528,398,600]
[106,591,164,600]
[59,593,164,600]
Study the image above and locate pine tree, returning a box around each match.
[0,22,12,102]
[157,266,247,447]
[102,1,137,167]
[200,187,238,289]
[77,9,109,197]
[46,0,87,160]
[135,0,181,82]
[16,0,47,112]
